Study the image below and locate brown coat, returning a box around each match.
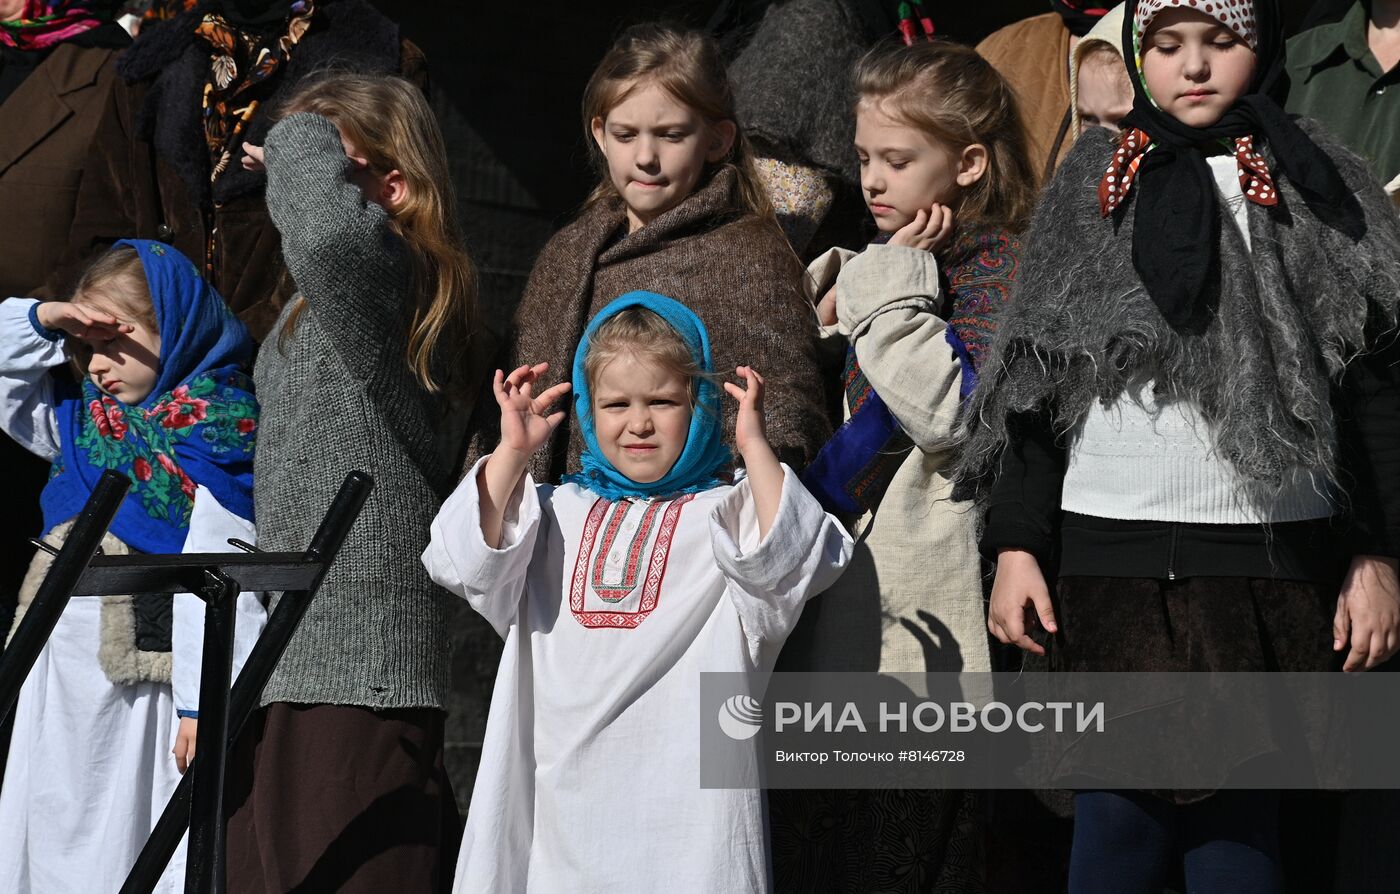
[977,11,1075,180]
[464,166,832,483]
[0,43,125,299]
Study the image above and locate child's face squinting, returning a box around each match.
[1140,9,1256,129]
[854,99,972,234]
[1077,56,1135,135]
[591,82,736,234]
[590,353,692,484]
[71,294,161,404]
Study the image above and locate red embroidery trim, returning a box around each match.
[569,494,694,630]
[590,499,664,603]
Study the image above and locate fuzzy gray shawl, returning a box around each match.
[958,122,1400,507]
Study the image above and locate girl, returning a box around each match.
[772,39,1036,892]
[425,292,851,893]
[1070,4,1133,136]
[231,72,477,891]
[0,239,260,893]
[960,1,1400,891]
[462,22,830,483]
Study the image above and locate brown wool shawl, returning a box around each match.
[463,166,831,483]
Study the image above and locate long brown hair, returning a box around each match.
[854,40,1038,233]
[581,23,773,221]
[278,73,478,394]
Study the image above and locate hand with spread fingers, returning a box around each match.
[477,363,571,548]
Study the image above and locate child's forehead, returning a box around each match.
[592,353,690,393]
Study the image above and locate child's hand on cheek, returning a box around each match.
[890,203,956,253]
[495,363,571,460]
[36,302,133,341]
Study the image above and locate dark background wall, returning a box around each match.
[369,0,1320,812]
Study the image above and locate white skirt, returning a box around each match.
[0,597,185,893]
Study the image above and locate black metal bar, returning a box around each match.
[184,569,238,894]
[0,471,128,725]
[119,471,374,894]
[74,554,320,595]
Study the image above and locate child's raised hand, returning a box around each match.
[173,716,197,774]
[34,301,132,342]
[988,549,1057,656]
[723,365,770,457]
[890,203,956,253]
[495,363,571,458]
[240,142,266,172]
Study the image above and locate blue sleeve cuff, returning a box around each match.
[177,709,199,719]
[27,302,63,342]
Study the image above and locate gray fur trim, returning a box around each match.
[958,121,1400,509]
[6,519,172,685]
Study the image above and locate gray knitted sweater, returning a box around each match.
[255,113,454,709]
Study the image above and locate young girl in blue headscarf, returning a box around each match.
[0,239,260,892]
[424,291,852,893]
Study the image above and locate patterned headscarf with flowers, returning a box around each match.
[1097,0,1365,329]
[42,240,258,555]
[0,1,104,50]
[191,0,313,273]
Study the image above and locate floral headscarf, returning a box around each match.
[0,1,104,50]
[41,240,258,554]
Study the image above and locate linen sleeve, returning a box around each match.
[0,298,67,462]
[171,485,264,717]
[261,112,405,373]
[835,244,964,454]
[422,456,542,638]
[709,465,854,660]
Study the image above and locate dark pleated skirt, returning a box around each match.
[226,702,460,894]
[1049,576,1341,673]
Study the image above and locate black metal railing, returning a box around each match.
[0,468,373,894]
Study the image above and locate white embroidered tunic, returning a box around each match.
[423,460,852,894]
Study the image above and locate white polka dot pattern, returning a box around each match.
[1099,128,1278,217]
[1133,0,1257,50]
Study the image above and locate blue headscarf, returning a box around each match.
[563,292,730,501]
[41,240,258,554]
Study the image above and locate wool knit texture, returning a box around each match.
[462,166,830,485]
[255,113,454,709]
[729,0,872,182]
[959,123,1400,514]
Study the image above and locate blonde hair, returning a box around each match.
[581,23,773,222]
[67,246,156,376]
[70,246,155,328]
[854,40,1038,233]
[583,307,708,408]
[278,73,479,394]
